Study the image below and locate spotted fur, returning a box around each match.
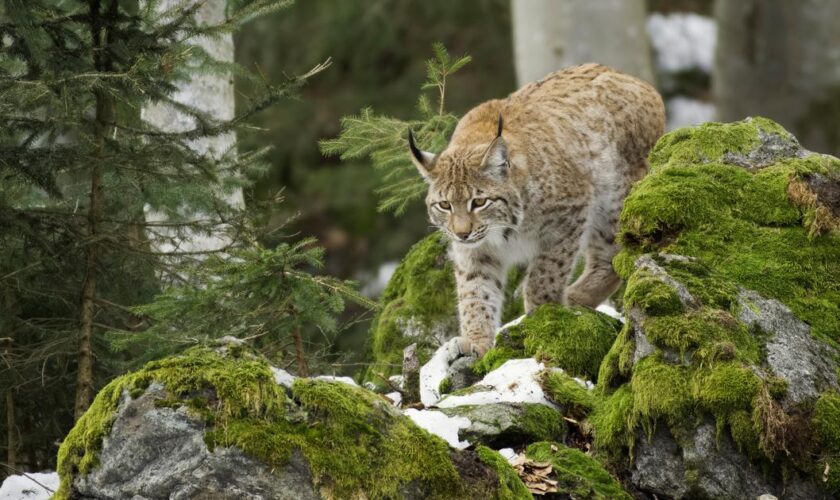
[409,64,665,356]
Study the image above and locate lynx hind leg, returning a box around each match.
[524,229,584,313]
[564,176,631,308]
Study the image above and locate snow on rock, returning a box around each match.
[385,391,402,405]
[315,375,358,386]
[497,448,517,462]
[270,366,295,388]
[667,97,717,130]
[499,314,527,331]
[647,13,717,73]
[0,472,58,500]
[595,303,624,323]
[404,408,471,450]
[420,337,461,406]
[437,358,554,409]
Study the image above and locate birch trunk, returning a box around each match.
[511,0,654,85]
[142,0,240,253]
[714,0,840,155]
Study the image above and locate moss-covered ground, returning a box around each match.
[56,346,525,499]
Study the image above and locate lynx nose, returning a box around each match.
[455,231,471,241]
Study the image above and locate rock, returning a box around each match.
[439,403,566,448]
[437,358,555,409]
[736,289,839,406]
[594,117,840,499]
[55,346,527,499]
[631,422,823,500]
[444,355,481,393]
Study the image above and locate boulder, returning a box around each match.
[439,403,566,449]
[592,117,840,499]
[54,344,527,499]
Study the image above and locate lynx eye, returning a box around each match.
[470,197,488,210]
[436,201,452,211]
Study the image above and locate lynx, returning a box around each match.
[408,64,665,356]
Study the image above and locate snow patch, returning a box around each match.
[315,375,358,386]
[404,409,471,449]
[436,358,554,408]
[270,367,295,388]
[359,261,398,297]
[497,447,517,462]
[420,337,461,406]
[667,97,717,130]
[595,303,624,323]
[0,472,58,500]
[647,13,717,73]
[499,314,527,331]
[385,391,402,405]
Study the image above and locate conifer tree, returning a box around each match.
[0,0,323,471]
[320,43,470,215]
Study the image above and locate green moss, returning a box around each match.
[619,118,840,346]
[58,347,511,499]
[596,323,636,390]
[624,270,684,316]
[473,346,524,376]
[56,347,285,499]
[367,233,457,376]
[526,441,632,499]
[728,410,763,461]
[510,305,621,380]
[590,385,635,453]
[475,446,532,500]
[642,309,761,364]
[520,404,566,442]
[693,363,761,418]
[541,370,597,418]
[631,356,693,433]
[813,392,840,451]
[648,117,789,170]
[438,377,452,395]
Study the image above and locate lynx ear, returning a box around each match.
[481,140,508,180]
[408,129,435,180]
[481,114,508,178]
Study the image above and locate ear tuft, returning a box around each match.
[496,113,503,138]
[408,129,435,180]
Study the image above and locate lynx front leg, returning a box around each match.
[452,250,506,357]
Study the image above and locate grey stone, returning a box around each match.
[737,289,839,405]
[635,254,701,309]
[631,421,824,500]
[445,356,481,393]
[720,119,807,170]
[74,384,318,500]
[439,403,565,448]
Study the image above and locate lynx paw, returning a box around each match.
[457,336,492,358]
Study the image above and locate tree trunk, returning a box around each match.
[714,0,840,155]
[292,326,309,377]
[511,0,654,86]
[142,0,240,253]
[75,0,116,419]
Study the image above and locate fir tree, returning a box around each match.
[320,43,471,215]
[0,0,321,473]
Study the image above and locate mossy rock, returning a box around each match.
[476,305,621,380]
[365,233,525,382]
[593,118,840,499]
[440,403,566,449]
[56,345,527,499]
[525,441,632,499]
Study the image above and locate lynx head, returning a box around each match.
[409,116,522,247]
